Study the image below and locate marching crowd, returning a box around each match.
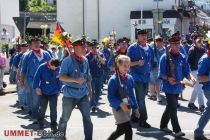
[1,28,210,140]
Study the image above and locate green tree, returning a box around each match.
[20,0,56,12]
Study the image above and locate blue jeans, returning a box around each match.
[134,82,148,123]
[58,95,93,139]
[91,76,103,107]
[160,93,181,133]
[194,92,210,137]
[9,69,16,83]
[25,79,40,118]
[17,84,25,106]
[38,94,58,127]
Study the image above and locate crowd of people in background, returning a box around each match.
[0,27,210,140]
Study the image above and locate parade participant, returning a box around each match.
[107,55,140,140]
[41,41,53,57]
[147,37,153,45]
[102,37,112,84]
[33,58,62,133]
[194,41,210,140]
[9,40,18,84]
[13,43,28,109]
[0,52,6,93]
[60,48,70,65]
[58,37,93,140]
[188,35,205,112]
[158,34,196,138]
[149,35,165,103]
[20,37,51,119]
[57,46,63,60]
[181,39,191,55]
[127,29,154,128]
[1,28,11,58]
[107,37,130,72]
[51,46,58,58]
[86,39,106,112]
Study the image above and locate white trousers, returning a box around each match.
[189,70,204,107]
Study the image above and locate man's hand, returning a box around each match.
[189,76,196,85]
[168,77,177,85]
[138,60,144,66]
[134,109,140,119]
[35,88,42,96]
[74,77,85,84]
[88,91,92,101]
[57,92,61,96]
[120,102,130,112]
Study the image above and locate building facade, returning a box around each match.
[0,0,19,38]
[57,0,193,40]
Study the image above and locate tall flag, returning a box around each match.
[52,22,64,45]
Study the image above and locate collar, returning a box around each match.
[32,49,42,57]
[169,48,179,57]
[116,71,128,82]
[45,61,51,69]
[116,47,127,55]
[71,52,83,63]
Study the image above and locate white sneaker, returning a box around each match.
[157,95,162,103]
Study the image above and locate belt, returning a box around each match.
[130,69,149,76]
[66,85,84,91]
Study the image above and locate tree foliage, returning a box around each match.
[20,0,56,12]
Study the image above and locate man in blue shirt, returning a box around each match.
[101,38,111,84]
[86,39,106,112]
[158,34,195,138]
[20,37,51,120]
[194,42,210,140]
[33,58,62,133]
[13,43,28,110]
[58,37,93,140]
[127,29,154,128]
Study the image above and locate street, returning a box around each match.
[0,75,210,140]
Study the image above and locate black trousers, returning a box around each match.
[160,93,181,133]
[107,121,132,140]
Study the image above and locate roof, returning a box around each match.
[130,10,180,19]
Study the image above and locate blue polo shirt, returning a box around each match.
[33,63,62,95]
[107,74,138,110]
[152,47,165,68]
[102,48,111,71]
[21,50,52,82]
[158,53,191,94]
[197,54,210,93]
[59,56,91,99]
[127,43,154,83]
[85,52,104,78]
[12,53,23,69]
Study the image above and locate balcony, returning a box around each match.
[20,12,57,22]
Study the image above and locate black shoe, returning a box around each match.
[139,122,151,128]
[194,135,208,140]
[51,126,58,134]
[160,127,172,133]
[20,106,24,110]
[91,106,96,112]
[38,121,44,129]
[199,105,205,113]
[188,103,198,110]
[28,110,32,116]
[32,121,38,124]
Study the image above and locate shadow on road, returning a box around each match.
[91,108,112,118]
